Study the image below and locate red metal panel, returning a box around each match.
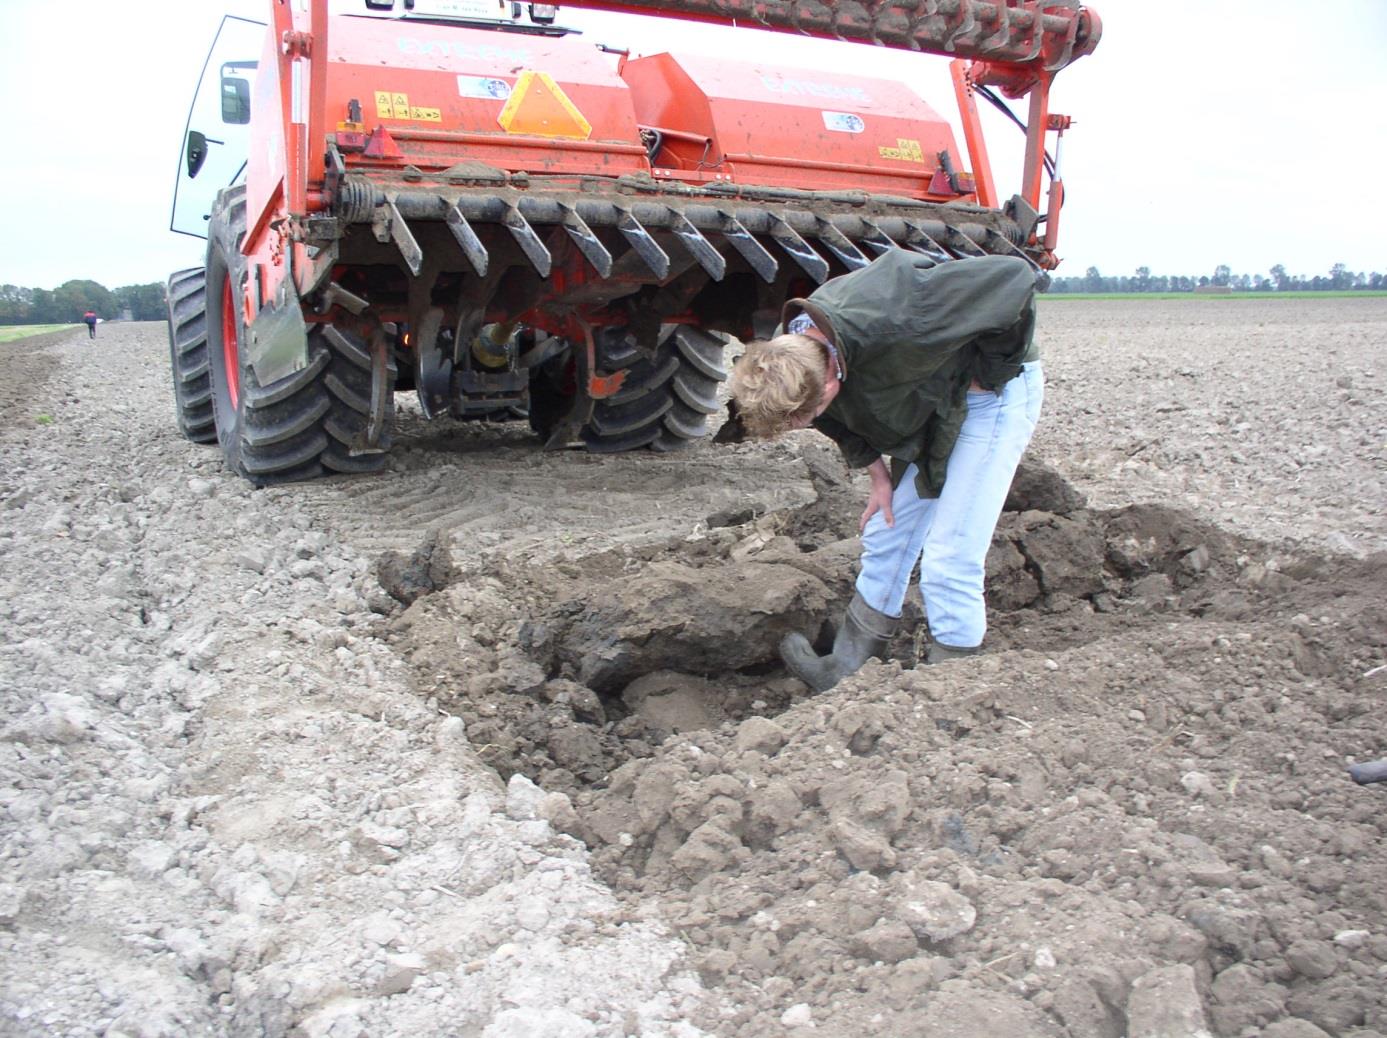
[323,18,648,176]
[245,26,287,253]
[622,52,966,199]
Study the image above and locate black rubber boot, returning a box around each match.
[925,641,981,664]
[781,592,899,692]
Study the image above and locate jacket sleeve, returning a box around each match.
[812,414,880,469]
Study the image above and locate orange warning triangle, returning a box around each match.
[497,71,593,140]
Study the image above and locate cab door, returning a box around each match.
[170,15,266,239]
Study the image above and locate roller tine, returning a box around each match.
[617,209,670,279]
[815,218,870,270]
[504,202,551,277]
[982,227,1032,263]
[720,212,778,283]
[940,221,988,257]
[669,210,726,281]
[560,204,613,278]
[770,214,829,283]
[902,219,952,265]
[858,218,899,257]
[386,198,423,277]
[977,1,1011,58]
[446,202,489,277]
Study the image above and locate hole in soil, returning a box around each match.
[384,459,1275,808]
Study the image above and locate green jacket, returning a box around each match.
[784,249,1039,497]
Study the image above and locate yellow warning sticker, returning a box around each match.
[878,138,925,163]
[374,92,442,122]
[497,71,592,140]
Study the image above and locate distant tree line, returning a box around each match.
[2,261,1381,326]
[0,280,166,325]
[1048,263,1384,294]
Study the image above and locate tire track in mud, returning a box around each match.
[290,426,816,563]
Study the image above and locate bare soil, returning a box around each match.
[1,296,1384,1037]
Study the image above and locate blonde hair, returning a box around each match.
[728,333,826,439]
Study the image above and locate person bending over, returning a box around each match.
[728,248,1044,691]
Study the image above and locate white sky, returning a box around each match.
[1,0,1383,290]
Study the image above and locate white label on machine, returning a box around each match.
[411,0,509,19]
[822,111,865,134]
[457,75,513,100]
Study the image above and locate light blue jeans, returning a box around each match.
[855,362,1043,648]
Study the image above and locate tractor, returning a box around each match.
[167,0,1100,484]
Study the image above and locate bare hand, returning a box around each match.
[860,458,895,532]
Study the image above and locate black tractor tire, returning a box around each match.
[205,187,394,486]
[552,325,727,454]
[652,326,728,452]
[165,266,217,443]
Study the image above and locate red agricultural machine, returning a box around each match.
[167,0,1100,484]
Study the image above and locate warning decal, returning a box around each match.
[375,91,442,122]
[878,138,925,163]
[496,71,592,140]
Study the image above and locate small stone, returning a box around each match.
[537,792,581,836]
[1333,929,1369,949]
[893,874,976,942]
[188,478,214,498]
[0,884,26,926]
[849,920,919,964]
[1126,963,1210,1038]
[128,842,176,879]
[670,820,743,881]
[515,897,550,932]
[1285,938,1337,980]
[734,716,789,756]
[361,914,403,947]
[1180,545,1211,575]
[1187,861,1237,888]
[1262,1019,1334,1038]
[236,548,268,574]
[290,559,324,581]
[1180,771,1216,797]
[1045,659,1059,671]
[831,817,896,871]
[376,952,428,996]
[355,821,408,849]
[1128,709,1147,722]
[435,716,467,747]
[780,1003,815,1028]
[505,773,545,821]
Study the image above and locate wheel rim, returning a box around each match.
[221,273,240,411]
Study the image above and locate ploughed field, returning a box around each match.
[0,297,1383,1037]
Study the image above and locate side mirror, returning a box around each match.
[186,131,208,178]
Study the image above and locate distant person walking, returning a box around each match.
[82,310,98,339]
